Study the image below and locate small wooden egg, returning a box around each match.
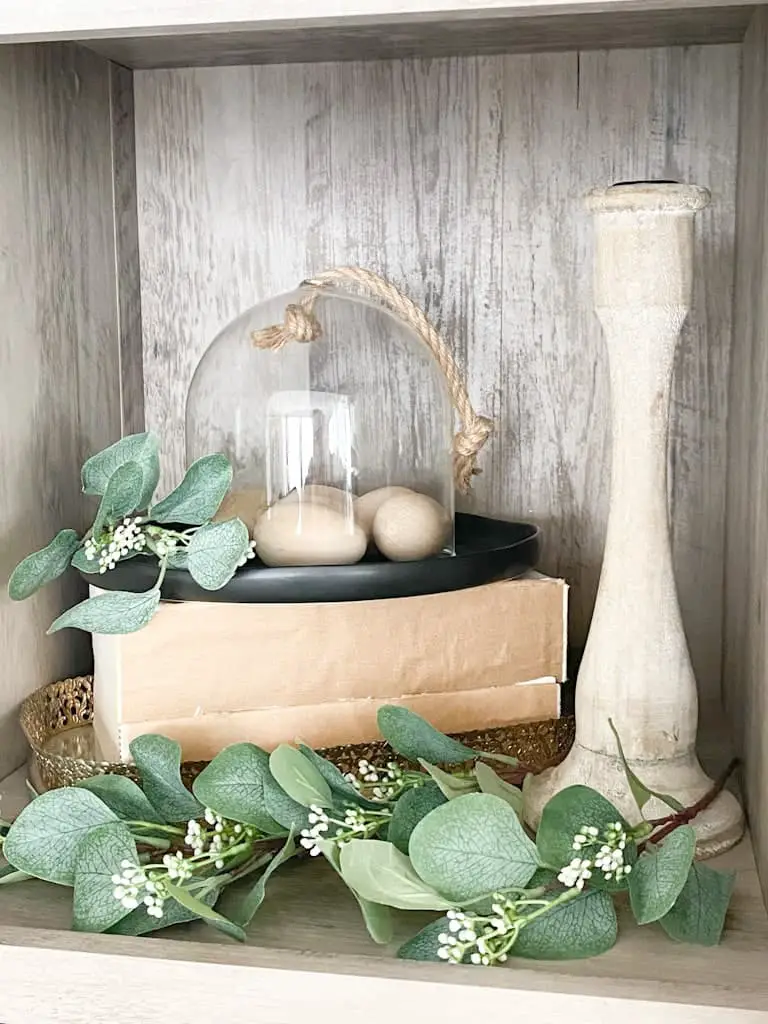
[253,502,367,567]
[213,487,267,531]
[372,493,450,562]
[354,485,415,538]
[279,484,351,516]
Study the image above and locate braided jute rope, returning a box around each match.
[251,266,494,493]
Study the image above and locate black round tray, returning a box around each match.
[85,514,540,604]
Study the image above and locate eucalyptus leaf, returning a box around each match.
[92,461,144,538]
[388,784,447,855]
[397,916,452,962]
[474,762,524,816]
[162,880,246,942]
[166,548,189,570]
[81,432,160,510]
[659,861,735,946]
[192,743,282,832]
[418,760,477,801]
[2,788,119,885]
[269,745,334,809]
[338,839,453,911]
[262,774,311,832]
[48,588,161,635]
[8,529,80,601]
[108,887,219,936]
[377,705,476,765]
[409,793,539,903]
[0,869,31,885]
[229,833,297,928]
[150,454,233,525]
[629,826,696,925]
[297,744,382,810]
[187,519,250,590]
[608,719,684,813]
[320,841,396,945]
[536,785,636,892]
[513,889,618,960]
[129,734,203,822]
[72,823,138,933]
[76,774,168,824]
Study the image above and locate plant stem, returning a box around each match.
[128,821,186,836]
[640,758,739,851]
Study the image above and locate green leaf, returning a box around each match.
[48,587,161,635]
[92,461,144,538]
[229,833,297,928]
[388,784,447,854]
[629,826,696,925]
[2,789,119,885]
[108,887,219,936]
[320,841,395,944]
[262,774,311,832]
[150,454,233,526]
[72,823,139,933]
[377,705,476,765]
[166,548,189,570]
[608,719,683,813]
[192,743,282,832]
[409,793,539,903]
[81,431,160,510]
[187,519,250,590]
[0,868,31,885]
[129,735,203,823]
[397,916,451,962]
[660,861,735,946]
[8,529,80,601]
[75,774,168,824]
[269,745,334,809]
[513,889,618,960]
[418,760,478,801]
[537,785,636,891]
[474,762,524,816]
[338,839,453,911]
[162,880,246,941]
[297,744,382,810]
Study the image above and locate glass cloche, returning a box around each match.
[185,269,492,568]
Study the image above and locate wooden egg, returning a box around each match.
[213,487,267,531]
[372,493,450,561]
[279,484,351,516]
[354,485,415,538]
[253,502,367,567]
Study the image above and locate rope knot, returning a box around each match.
[453,415,494,494]
[251,302,322,351]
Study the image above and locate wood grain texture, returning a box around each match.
[724,8,768,902]
[80,8,753,68]
[1,768,767,1022]
[135,46,739,701]
[0,44,136,778]
[0,0,756,43]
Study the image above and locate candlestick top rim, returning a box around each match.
[585,183,711,214]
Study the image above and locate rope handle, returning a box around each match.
[251,266,494,493]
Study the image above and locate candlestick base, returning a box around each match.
[524,741,745,858]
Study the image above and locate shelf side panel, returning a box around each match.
[725,6,768,902]
[0,44,140,777]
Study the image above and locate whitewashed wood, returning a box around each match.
[0,44,141,779]
[135,46,739,696]
[724,8,768,903]
[0,0,755,43]
[1,763,767,1022]
[79,9,752,69]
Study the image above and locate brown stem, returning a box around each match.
[639,758,739,852]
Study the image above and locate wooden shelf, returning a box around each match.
[2,766,768,1023]
[0,1,757,67]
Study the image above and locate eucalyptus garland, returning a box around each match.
[0,707,736,961]
[7,431,254,635]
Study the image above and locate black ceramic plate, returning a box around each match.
[83,514,540,604]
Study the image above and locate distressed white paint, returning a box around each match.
[135,46,739,695]
[524,183,743,854]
